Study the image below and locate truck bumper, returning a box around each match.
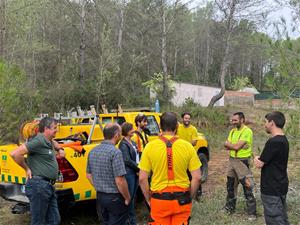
[0,182,75,214]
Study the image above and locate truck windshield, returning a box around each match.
[146,115,160,135]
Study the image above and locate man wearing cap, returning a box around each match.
[139,112,201,225]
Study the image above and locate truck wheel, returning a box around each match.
[198,153,208,183]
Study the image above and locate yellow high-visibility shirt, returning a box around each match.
[177,124,198,144]
[138,135,201,191]
[228,125,253,158]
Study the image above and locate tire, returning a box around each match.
[198,153,208,183]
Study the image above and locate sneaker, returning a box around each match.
[248,215,257,221]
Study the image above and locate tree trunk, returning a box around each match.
[0,0,6,58]
[117,0,125,51]
[208,0,236,108]
[79,0,86,84]
[204,31,210,84]
[173,46,178,78]
[161,0,168,100]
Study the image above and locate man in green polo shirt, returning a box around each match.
[11,117,65,225]
[223,112,256,218]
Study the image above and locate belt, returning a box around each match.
[151,191,190,200]
[32,176,56,185]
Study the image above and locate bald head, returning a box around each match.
[103,123,121,140]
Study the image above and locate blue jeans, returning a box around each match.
[25,178,60,225]
[261,194,289,225]
[125,173,138,225]
[97,192,129,225]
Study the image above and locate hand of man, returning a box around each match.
[26,168,32,181]
[125,197,131,206]
[254,156,264,168]
[56,149,65,159]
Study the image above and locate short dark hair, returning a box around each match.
[103,123,120,140]
[181,112,191,118]
[233,112,245,121]
[39,117,58,133]
[160,112,178,132]
[121,122,133,136]
[135,114,147,126]
[265,111,285,128]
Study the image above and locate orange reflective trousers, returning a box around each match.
[149,187,191,225]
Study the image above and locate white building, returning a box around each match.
[171,82,224,107]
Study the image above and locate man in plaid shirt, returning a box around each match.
[87,123,131,225]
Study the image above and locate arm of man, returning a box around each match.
[224,140,247,151]
[139,170,150,206]
[115,176,131,206]
[10,144,32,179]
[86,173,94,186]
[52,140,65,158]
[190,168,201,200]
[191,126,198,146]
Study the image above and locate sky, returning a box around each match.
[184,0,300,39]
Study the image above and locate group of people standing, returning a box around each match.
[9,110,290,225]
[87,112,202,225]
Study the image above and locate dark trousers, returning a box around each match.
[125,173,138,225]
[96,192,129,225]
[25,178,60,225]
[261,194,289,225]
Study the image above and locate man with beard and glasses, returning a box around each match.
[177,112,198,146]
[223,112,257,220]
[254,111,289,225]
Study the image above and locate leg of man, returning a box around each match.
[234,159,256,215]
[149,198,172,225]
[96,192,104,223]
[225,158,237,213]
[125,173,138,225]
[171,201,192,225]
[261,194,288,225]
[99,193,129,225]
[25,178,53,225]
[45,185,60,225]
[280,195,290,225]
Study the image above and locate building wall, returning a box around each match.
[224,91,255,106]
[171,83,224,107]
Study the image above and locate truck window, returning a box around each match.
[146,116,160,135]
[102,117,112,124]
[115,117,125,125]
[102,117,125,125]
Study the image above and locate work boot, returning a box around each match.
[224,198,236,214]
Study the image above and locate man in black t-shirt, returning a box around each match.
[254,111,289,225]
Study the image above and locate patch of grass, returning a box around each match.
[191,184,300,225]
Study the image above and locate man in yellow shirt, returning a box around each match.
[177,112,198,146]
[139,112,201,225]
[224,112,256,218]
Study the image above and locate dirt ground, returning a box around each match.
[0,150,229,225]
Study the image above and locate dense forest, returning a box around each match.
[0,0,300,141]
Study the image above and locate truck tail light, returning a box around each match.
[56,158,78,182]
